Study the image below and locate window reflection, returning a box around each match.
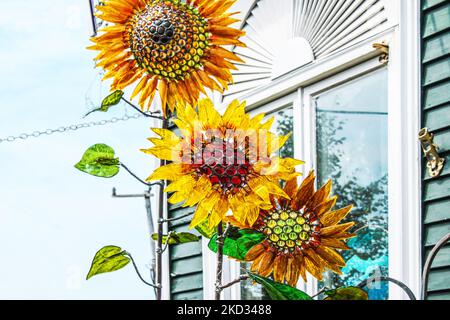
[315,69,389,300]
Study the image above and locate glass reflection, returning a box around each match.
[316,69,389,300]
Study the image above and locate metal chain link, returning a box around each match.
[0,113,146,144]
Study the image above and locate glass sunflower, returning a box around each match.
[142,98,303,228]
[244,171,355,287]
[88,0,245,116]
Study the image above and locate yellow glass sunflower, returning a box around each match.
[88,0,245,116]
[244,171,355,287]
[142,98,303,228]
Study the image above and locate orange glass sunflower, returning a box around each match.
[244,171,355,287]
[88,0,245,116]
[142,98,303,228]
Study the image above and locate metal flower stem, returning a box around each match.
[121,98,164,120]
[156,118,169,300]
[88,0,98,36]
[215,223,224,300]
[220,275,250,291]
[215,223,231,300]
[144,186,157,288]
[124,251,160,289]
[116,94,168,300]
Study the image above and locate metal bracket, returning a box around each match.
[112,187,157,290]
[419,128,446,178]
[373,41,389,65]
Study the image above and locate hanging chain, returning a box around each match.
[0,113,147,144]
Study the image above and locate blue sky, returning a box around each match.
[0,0,159,299]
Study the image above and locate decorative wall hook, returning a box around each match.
[419,128,445,178]
[373,42,389,65]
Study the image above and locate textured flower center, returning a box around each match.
[193,140,252,194]
[126,0,209,81]
[262,210,322,253]
[148,19,175,45]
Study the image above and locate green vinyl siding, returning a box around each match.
[168,203,204,300]
[422,0,450,300]
[166,123,204,300]
[423,0,449,10]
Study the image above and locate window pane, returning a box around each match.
[240,107,294,300]
[315,69,389,300]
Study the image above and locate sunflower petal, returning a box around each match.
[198,98,222,127]
[306,179,332,212]
[146,163,187,181]
[273,255,288,283]
[315,246,346,267]
[313,196,337,218]
[190,190,220,228]
[258,251,276,277]
[245,243,266,261]
[321,238,351,250]
[321,222,355,238]
[303,254,323,281]
[321,205,354,227]
[294,171,316,210]
[283,178,298,199]
[286,257,300,287]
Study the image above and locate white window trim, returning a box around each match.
[388,0,422,300]
[199,0,422,301]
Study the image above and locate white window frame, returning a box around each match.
[199,0,422,300]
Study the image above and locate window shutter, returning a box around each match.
[168,204,204,300]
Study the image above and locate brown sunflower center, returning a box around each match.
[262,210,322,253]
[192,140,252,195]
[126,0,210,81]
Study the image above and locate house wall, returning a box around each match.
[421,0,450,300]
[167,204,203,300]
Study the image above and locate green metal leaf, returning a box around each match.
[195,220,221,239]
[208,229,266,261]
[324,287,369,300]
[75,144,120,178]
[84,90,124,117]
[86,246,130,280]
[247,272,313,300]
[101,90,124,111]
[151,232,200,245]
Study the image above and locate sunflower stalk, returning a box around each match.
[155,118,169,301]
[215,223,231,300]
